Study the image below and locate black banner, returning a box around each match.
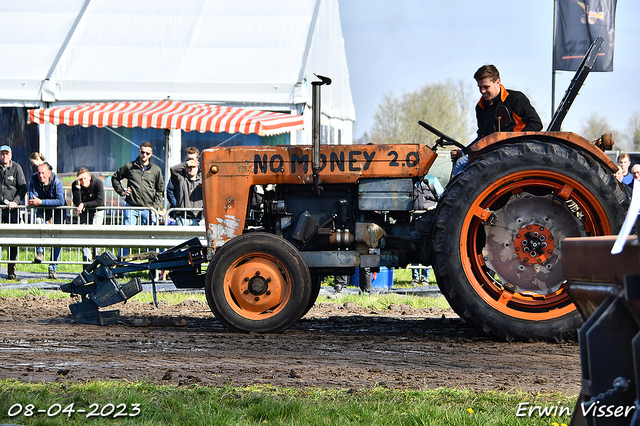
[554,0,616,71]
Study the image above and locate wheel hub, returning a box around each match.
[226,257,284,312]
[482,193,585,294]
[247,275,268,295]
[515,224,555,264]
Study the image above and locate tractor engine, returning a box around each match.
[256,178,436,276]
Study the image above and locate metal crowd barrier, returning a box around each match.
[0,205,204,266]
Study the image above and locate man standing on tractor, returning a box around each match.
[451,64,543,175]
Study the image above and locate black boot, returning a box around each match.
[7,263,16,280]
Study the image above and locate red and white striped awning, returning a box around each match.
[28,100,304,137]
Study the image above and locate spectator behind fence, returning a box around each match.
[619,153,634,186]
[0,145,28,280]
[29,152,45,174]
[111,141,164,226]
[72,167,105,261]
[28,162,65,279]
[169,146,203,226]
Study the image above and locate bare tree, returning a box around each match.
[370,79,474,145]
[625,111,640,151]
[578,112,615,141]
[370,92,402,144]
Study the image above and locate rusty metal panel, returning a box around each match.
[562,236,640,284]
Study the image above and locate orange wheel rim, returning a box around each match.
[223,253,292,320]
[460,170,611,321]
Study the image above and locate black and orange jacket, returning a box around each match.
[475,84,542,141]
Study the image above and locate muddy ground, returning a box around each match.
[0,294,581,394]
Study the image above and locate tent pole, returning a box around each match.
[164,128,170,211]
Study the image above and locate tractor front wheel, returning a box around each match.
[205,232,312,333]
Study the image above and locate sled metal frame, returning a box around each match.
[60,237,207,325]
[563,235,640,426]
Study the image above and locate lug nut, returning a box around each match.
[254,297,260,301]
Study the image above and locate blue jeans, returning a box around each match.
[123,207,155,226]
[411,264,428,282]
[176,216,202,226]
[453,154,469,176]
[35,214,62,271]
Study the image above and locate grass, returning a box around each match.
[315,292,451,310]
[0,287,450,311]
[0,381,575,426]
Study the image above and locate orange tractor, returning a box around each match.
[64,39,627,341]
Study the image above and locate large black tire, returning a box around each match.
[300,274,322,318]
[205,232,311,333]
[432,141,628,341]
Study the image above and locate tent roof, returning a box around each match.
[0,0,355,121]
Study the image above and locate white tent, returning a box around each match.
[0,0,355,169]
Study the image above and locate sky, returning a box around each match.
[338,1,639,146]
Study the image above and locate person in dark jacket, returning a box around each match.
[72,167,105,225]
[451,64,542,175]
[169,146,203,226]
[0,145,27,279]
[111,141,164,226]
[28,162,65,278]
[72,167,105,261]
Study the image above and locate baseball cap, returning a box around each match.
[0,145,10,152]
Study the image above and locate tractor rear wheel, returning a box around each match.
[205,232,311,333]
[432,141,627,341]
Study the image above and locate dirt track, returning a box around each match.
[0,295,581,394]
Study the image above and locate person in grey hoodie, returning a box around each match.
[169,146,203,226]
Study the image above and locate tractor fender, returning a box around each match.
[468,131,618,173]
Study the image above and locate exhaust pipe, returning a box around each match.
[311,74,331,196]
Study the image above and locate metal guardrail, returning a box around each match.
[0,205,162,225]
[0,224,205,248]
[0,189,207,268]
[0,206,205,266]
